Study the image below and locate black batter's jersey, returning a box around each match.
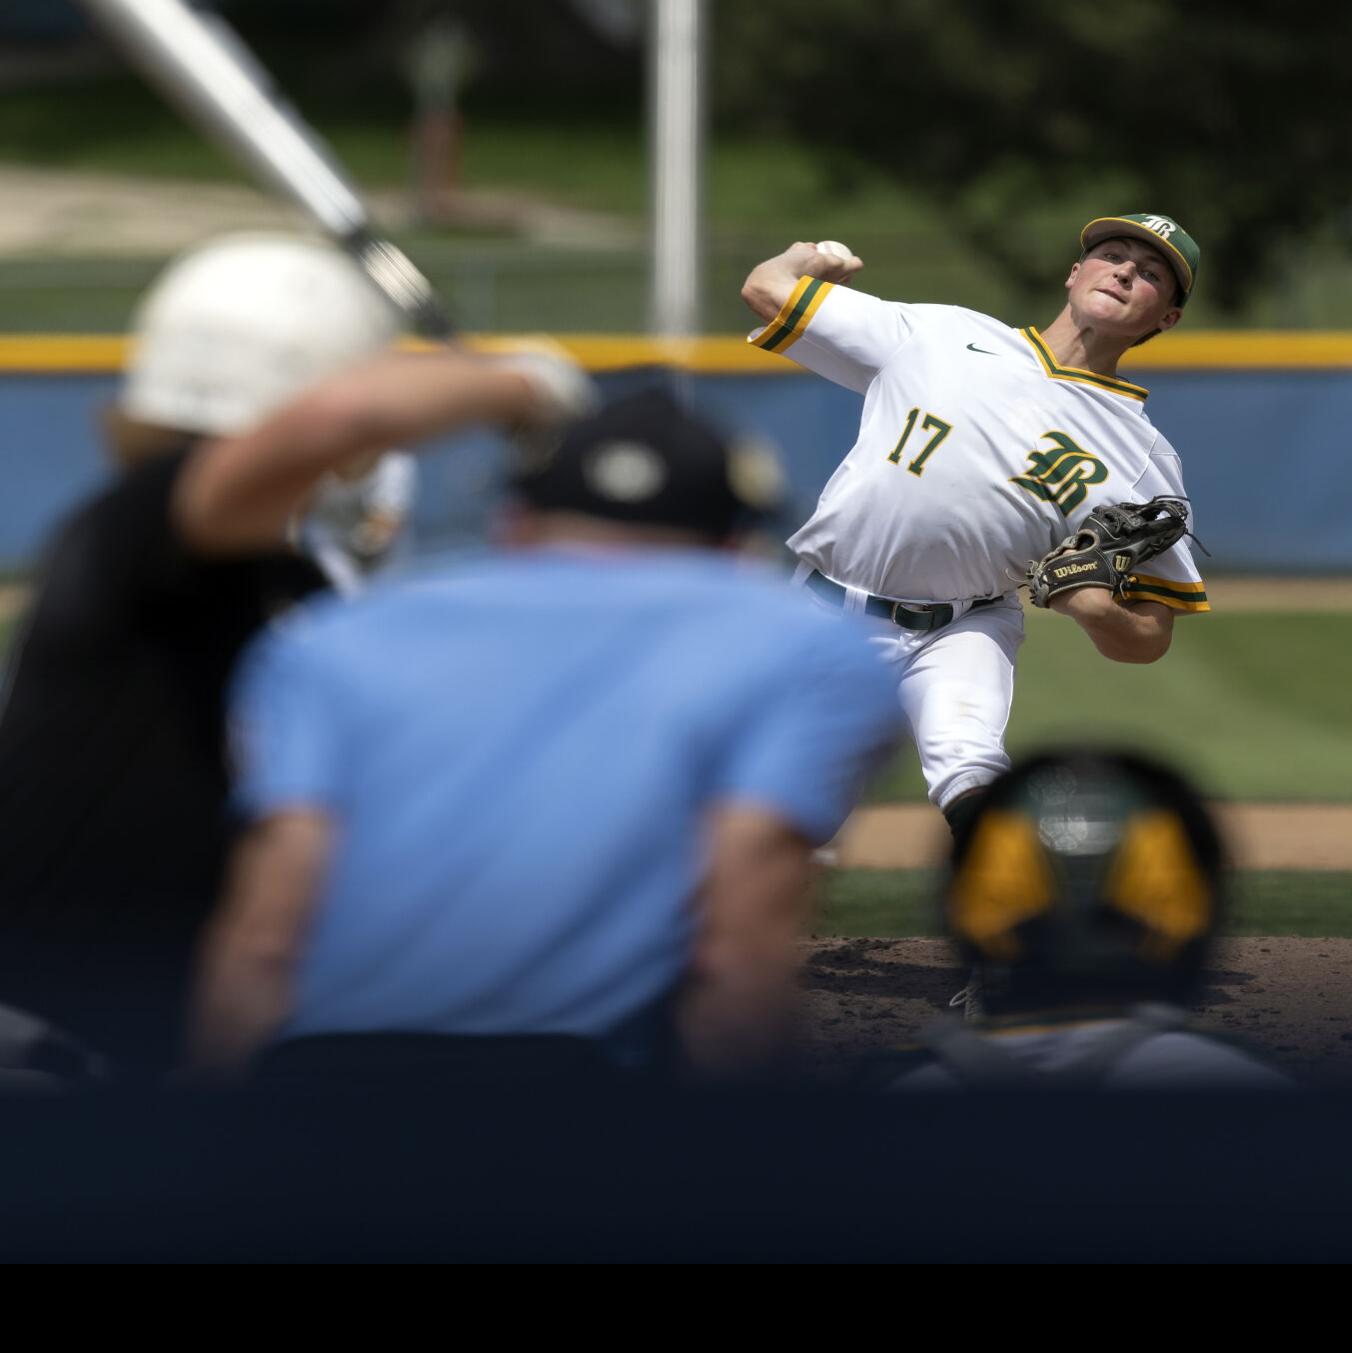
[0,448,326,1065]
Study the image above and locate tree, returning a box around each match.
[716,0,1351,310]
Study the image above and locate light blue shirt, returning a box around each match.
[231,548,902,1045]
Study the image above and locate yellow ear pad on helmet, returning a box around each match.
[949,810,1057,961]
[1103,810,1215,962]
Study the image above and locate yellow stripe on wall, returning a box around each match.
[0,333,790,375]
[0,335,129,371]
[474,335,793,372]
[1121,332,1352,370]
[4,331,1352,375]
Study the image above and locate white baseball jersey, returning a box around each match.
[751,279,1209,612]
[304,451,418,595]
[309,450,417,540]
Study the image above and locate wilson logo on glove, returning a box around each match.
[1025,496,1201,609]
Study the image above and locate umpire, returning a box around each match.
[0,232,588,1078]
[190,391,904,1086]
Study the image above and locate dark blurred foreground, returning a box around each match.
[1,1082,1349,1262]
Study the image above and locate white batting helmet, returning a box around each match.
[120,233,403,436]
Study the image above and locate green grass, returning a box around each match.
[0,603,1347,800]
[870,610,1352,803]
[820,869,1352,938]
[0,82,243,181]
[816,869,945,937]
[4,82,1352,331]
[1226,872,1352,936]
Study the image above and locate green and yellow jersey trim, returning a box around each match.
[747,276,834,354]
[1121,572,1210,613]
[1021,327,1150,403]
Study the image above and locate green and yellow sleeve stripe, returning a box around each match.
[747,276,834,354]
[1121,573,1211,613]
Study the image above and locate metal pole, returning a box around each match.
[649,0,704,337]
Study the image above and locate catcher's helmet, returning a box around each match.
[944,750,1225,1011]
[121,233,402,437]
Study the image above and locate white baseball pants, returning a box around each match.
[795,565,1025,810]
[873,597,1025,809]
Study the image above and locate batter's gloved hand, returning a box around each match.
[1025,496,1194,608]
[497,345,600,427]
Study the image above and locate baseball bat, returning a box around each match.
[78,0,454,338]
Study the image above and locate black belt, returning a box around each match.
[804,570,999,632]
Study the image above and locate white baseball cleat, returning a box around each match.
[949,969,985,1023]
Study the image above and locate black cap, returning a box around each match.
[508,389,785,538]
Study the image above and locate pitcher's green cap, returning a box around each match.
[1080,213,1199,306]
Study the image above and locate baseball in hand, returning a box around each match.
[815,240,854,261]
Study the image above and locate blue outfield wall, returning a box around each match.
[1,366,1349,573]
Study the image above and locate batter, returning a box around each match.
[741,213,1210,832]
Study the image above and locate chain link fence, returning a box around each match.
[0,234,1083,335]
[2,232,1350,334]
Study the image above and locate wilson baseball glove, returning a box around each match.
[1025,496,1192,608]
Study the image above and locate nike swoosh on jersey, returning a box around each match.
[966,342,998,354]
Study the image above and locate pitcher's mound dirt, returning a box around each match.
[834,804,1352,870]
[800,936,1352,1086]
